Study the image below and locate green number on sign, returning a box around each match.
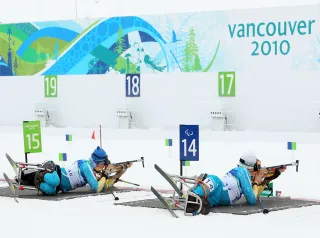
[23,121,42,153]
[44,75,58,97]
[218,72,235,97]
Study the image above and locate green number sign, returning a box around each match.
[218,72,235,97]
[23,120,42,153]
[44,75,58,97]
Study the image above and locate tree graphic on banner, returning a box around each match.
[14,56,18,72]
[114,26,127,73]
[182,27,202,72]
[7,27,12,70]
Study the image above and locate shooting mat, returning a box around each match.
[114,196,320,215]
[0,185,141,201]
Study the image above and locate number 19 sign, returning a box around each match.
[179,125,199,161]
[44,75,58,98]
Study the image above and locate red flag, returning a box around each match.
[91,130,95,140]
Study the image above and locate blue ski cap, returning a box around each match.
[91,146,108,165]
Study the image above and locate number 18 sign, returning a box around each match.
[126,74,140,97]
[179,125,199,161]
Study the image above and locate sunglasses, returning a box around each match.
[240,158,261,171]
[254,159,261,171]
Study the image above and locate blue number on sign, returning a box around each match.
[126,74,140,97]
[179,125,199,161]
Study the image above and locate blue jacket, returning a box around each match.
[226,166,257,205]
[60,159,101,193]
[192,166,256,207]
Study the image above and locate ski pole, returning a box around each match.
[118,179,140,186]
[258,197,269,214]
[109,189,119,201]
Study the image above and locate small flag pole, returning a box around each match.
[287,141,296,162]
[292,142,296,162]
[64,134,72,165]
[59,153,67,167]
[100,125,102,148]
[165,139,172,158]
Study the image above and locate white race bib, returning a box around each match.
[221,173,242,204]
[66,162,86,189]
[203,177,215,193]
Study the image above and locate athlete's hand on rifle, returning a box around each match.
[94,164,110,180]
[261,166,286,185]
[252,171,264,185]
[124,162,133,169]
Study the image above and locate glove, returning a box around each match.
[105,178,116,189]
[199,197,211,215]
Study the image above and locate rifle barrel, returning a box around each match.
[113,157,144,167]
[262,161,298,170]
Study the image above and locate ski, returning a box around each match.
[6,153,19,180]
[151,186,178,218]
[3,173,18,203]
[154,164,183,197]
[4,153,41,192]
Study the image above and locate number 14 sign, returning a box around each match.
[179,125,199,161]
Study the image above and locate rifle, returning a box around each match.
[250,160,299,178]
[112,157,145,168]
[94,157,145,176]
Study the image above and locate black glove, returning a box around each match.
[199,197,211,215]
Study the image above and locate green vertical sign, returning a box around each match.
[44,75,58,97]
[23,121,42,153]
[218,72,235,97]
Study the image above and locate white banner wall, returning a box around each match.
[0,4,319,132]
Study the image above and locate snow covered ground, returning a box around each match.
[0,125,320,238]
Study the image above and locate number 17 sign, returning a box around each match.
[179,125,199,161]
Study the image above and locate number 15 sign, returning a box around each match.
[23,120,42,153]
[179,125,199,161]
